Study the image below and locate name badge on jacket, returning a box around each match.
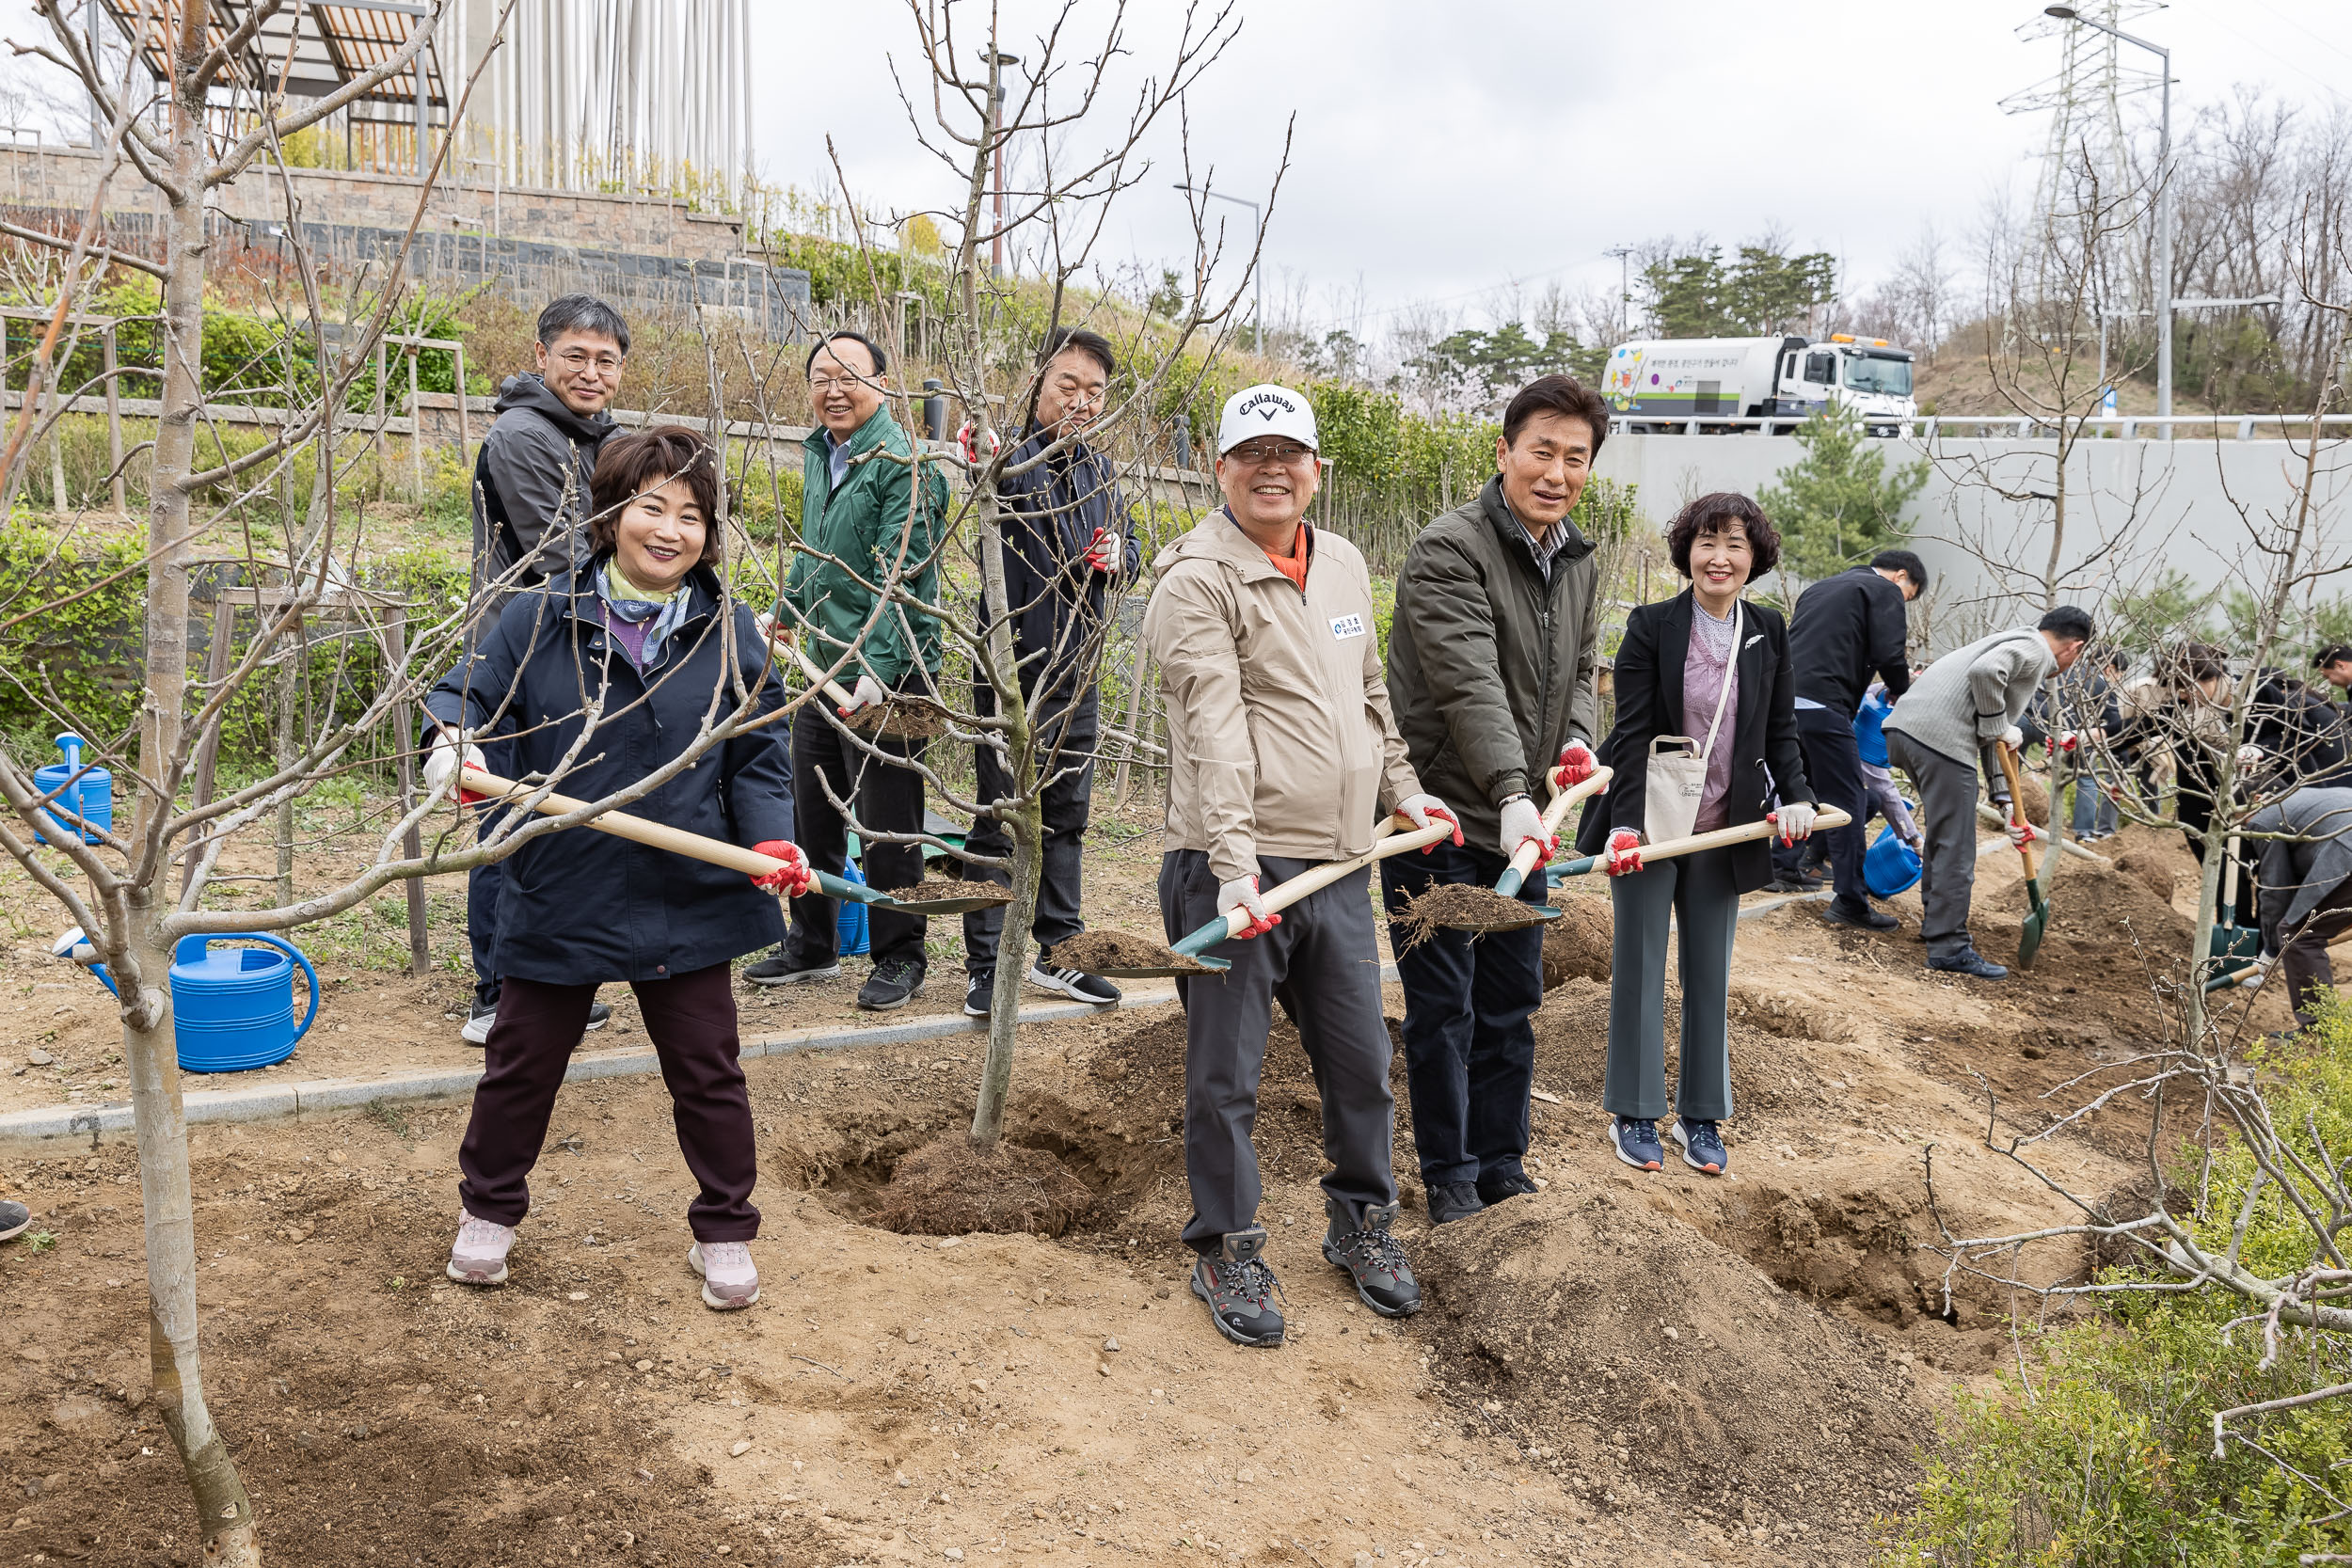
[1330,613,1366,640]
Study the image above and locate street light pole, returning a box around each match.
[988,51,1020,278]
[2045,6,2172,431]
[1605,245,1634,341]
[1174,182,1264,351]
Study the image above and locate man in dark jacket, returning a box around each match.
[1768,550,1924,923]
[1382,374,1605,1225]
[961,327,1141,1017]
[457,293,628,1044]
[2248,786,2352,1026]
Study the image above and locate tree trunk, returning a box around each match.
[121,7,262,1559]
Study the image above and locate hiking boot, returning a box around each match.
[1823,898,1899,931]
[1477,1169,1540,1206]
[1425,1180,1485,1226]
[0,1198,29,1243]
[1191,1229,1284,1348]
[1670,1117,1728,1176]
[1929,948,2009,980]
[856,960,926,1012]
[446,1209,515,1286]
[688,1241,760,1310]
[1323,1199,1422,1319]
[1027,963,1121,1006]
[462,998,609,1047]
[1607,1117,1664,1171]
[964,973,993,1019]
[744,949,841,987]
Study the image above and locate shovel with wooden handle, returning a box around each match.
[1420,767,1616,934]
[1994,741,2050,969]
[1081,814,1468,978]
[1497,766,1615,896]
[457,767,1014,916]
[1549,805,1854,878]
[779,638,956,737]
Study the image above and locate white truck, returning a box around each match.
[1600,334,1917,434]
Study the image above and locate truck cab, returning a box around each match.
[1769,335,1915,432]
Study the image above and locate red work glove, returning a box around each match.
[1083,525,1119,574]
[1556,738,1597,787]
[749,840,813,896]
[1216,874,1280,939]
[1604,828,1645,877]
[956,422,1001,466]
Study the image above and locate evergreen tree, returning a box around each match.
[1756,404,1928,581]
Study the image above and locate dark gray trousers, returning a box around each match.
[2280,877,2352,1026]
[1158,847,1397,1255]
[1888,729,1985,962]
[1605,845,1740,1121]
[962,693,1098,976]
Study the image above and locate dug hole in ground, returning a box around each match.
[0,818,2285,1566]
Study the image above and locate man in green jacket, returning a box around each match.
[1382,374,1607,1224]
[747,330,950,1010]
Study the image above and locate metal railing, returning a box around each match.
[1608,413,2352,440]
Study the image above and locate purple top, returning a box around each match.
[599,600,653,669]
[1682,601,1741,833]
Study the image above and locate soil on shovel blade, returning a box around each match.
[1046,928,1218,974]
[866,1133,1096,1237]
[845,699,955,741]
[880,877,1011,908]
[1394,882,1550,949]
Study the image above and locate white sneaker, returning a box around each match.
[447,1209,515,1286]
[1025,962,1121,1006]
[688,1241,760,1310]
[460,1001,496,1045]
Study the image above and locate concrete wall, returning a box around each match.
[1594,431,2352,649]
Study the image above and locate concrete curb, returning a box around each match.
[0,986,1182,1150]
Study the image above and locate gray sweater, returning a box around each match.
[2248,787,2352,953]
[1883,627,2056,764]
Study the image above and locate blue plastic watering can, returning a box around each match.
[56,928,321,1074]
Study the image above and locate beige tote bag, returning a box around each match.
[1644,602,1740,845]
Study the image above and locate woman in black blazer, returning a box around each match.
[1572,493,1815,1177]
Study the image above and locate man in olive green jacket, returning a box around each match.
[1382,374,1607,1225]
[751,330,950,1010]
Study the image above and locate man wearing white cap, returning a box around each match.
[1143,382,1460,1348]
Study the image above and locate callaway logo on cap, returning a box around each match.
[1216,383,1319,456]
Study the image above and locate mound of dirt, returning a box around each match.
[2112,847,2180,907]
[866,1133,1096,1237]
[2012,769,2051,824]
[1048,929,1216,974]
[1542,896,1613,990]
[1414,1183,1924,1538]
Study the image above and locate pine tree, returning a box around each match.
[1756,404,1929,582]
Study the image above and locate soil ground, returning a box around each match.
[0,803,2320,1567]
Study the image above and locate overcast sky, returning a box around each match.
[752,0,2352,338]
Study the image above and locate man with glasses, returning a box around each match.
[453,293,630,1045]
[747,330,950,1011]
[961,326,1140,1017]
[1145,382,1460,1347]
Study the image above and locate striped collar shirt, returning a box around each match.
[1504,500,1561,581]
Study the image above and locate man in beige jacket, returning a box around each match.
[1144,382,1460,1348]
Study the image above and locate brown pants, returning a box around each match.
[457,963,760,1241]
[2280,879,2352,1027]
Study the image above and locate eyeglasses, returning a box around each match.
[1226,440,1313,466]
[809,373,876,393]
[556,349,623,374]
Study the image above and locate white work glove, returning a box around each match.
[1772,801,1818,844]
[1216,874,1279,939]
[1604,828,1645,877]
[2236,744,2265,769]
[2239,954,2273,990]
[423,731,485,800]
[1499,795,1553,864]
[2055,730,2081,754]
[2007,819,2040,849]
[837,673,889,716]
[754,610,791,646]
[1395,792,1464,852]
[1998,725,2025,752]
[1083,526,1120,575]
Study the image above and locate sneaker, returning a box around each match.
[1425,1180,1485,1226]
[1823,898,1899,931]
[1670,1117,1728,1176]
[462,998,612,1047]
[446,1209,515,1286]
[1764,873,1824,895]
[1026,963,1122,1006]
[0,1198,29,1243]
[856,960,927,1012]
[1929,948,2010,980]
[1477,1169,1540,1206]
[1191,1229,1284,1348]
[743,950,842,987]
[688,1241,760,1310]
[584,1002,612,1032]
[1607,1116,1664,1171]
[964,973,993,1018]
[1323,1199,1422,1318]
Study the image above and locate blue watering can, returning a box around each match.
[33,732,113,846]
[55,928,321,1074]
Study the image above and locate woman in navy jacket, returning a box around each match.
[1573,493,1814,1179]
[423,426,805,1309]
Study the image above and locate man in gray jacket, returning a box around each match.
[456,293,628,1044]
[2248,786,2352,1026]
[1383,374,1604,1225]
[1883,606,2092,978]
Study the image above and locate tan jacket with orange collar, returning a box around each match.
[1143,510,1422,884]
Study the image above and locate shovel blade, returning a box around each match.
[1085,956,1235,978]
[2017,885,2049,969]
[884,892,1016,916]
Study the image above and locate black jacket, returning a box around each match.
[471,374,617,594]
[1575,590,1810,895]
[1784,565,1911,718]
[2249,672,2352,787]
[978,426,1141,710]
[424,557,795,987]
